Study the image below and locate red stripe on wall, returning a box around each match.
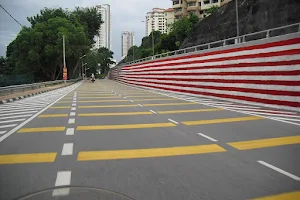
[121,70,300,77]
[122,49,300,71]
[121,77,300,86]
[124,60,300,73]
[121,79,300,96]
[119,80,300,107]
[123,38,300,69]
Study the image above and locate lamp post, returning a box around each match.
[82,63,87,79]
[79,54,86,79]
[235,0,240,42]
[62,35,66,83]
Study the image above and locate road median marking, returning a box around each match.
[78,144,226,161]
[251,191,300,200]
[182,116,263,125]
[77,122,176,131]
[0,153,56,164]
[228,135,300,150]
[79,104,139,108]
[78,112,153,116]
[39,114,69,118]
[158,108,223,114]
[143,102,197,107]
[18,126,66,133]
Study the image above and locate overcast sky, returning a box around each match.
[0,0,171,61]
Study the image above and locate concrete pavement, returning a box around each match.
[0,79,299,200]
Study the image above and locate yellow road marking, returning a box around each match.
[182,116,263,125]
[78,96,121,99]
[51,106,72,109]
[126,95,164,98]
[38,114,68,118]
[158,108,223,114]
[133,98,179,101]
[77,122,176,131]
[78,144,226,161]
[118,93,153,95]
[18,127,65,133]
[0,153,57,165]
[78,112,153,116]
[251,191,300,200]
[79,104,139,108]
[143,102,197,107]
[228,136,300,150]
[78,100,129,103]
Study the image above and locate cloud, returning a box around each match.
[0,0,172,61]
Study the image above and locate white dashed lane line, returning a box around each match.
[197,133,218,142]
[68,118,75,124]
[168,119,179,125]
[66,128,75,136]
[61,143,74,156]
[52,171,72,196]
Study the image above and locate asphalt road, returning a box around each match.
[0,80,300,200]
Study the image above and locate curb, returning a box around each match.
[0,84,72,105]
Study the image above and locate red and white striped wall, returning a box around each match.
[110,36,300,112]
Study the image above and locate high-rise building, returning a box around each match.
[164,8,175,34]
[94,4,112,50]
[145,8,166,36]
[121,31,134,58]
[172,0,231,19]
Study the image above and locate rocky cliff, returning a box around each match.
[181,0,300,48]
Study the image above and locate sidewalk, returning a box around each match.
[0,83,73,104]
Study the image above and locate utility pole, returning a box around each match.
[63,35,67,83]
[235,0,240,42]
[133,46,135,62]
[152,31,155,57]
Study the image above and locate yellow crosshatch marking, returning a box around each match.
[18,127,65,133]
[182,116,263,125]
[79,104,139,108]
[143,102,197,107]
[39,114,68,118]
[78,112,153,116]
[228,136,300,150]
[0,153,57,165]
[78,144,226,161]
[158,108,223,114]
[251,191,300,200]
[77,123,176,131]
[51,106,72,109]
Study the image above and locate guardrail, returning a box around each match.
[121,22,300,66]
[0,78,81,96]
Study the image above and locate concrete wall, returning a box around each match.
[110,33,300,112]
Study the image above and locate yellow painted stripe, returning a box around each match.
[143,102,197,107]
[133,98,179,101]
[78,100,129,103]
[78,144,226,161]
[0,153,57,165]
[79,104,139,108]
[18,127,65,133]
[51,106,72,109]
[38,114,68,118]
[158,108,223,114]
[126,95,164,98]
[182,116,263,125]
[251,191,300,200]
[228,136,300,150]
[78,112,153,116]
[78,96,121,99]
[77,122,176,131]
[118,93,153,95]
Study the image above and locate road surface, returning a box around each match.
[0,80,300,200]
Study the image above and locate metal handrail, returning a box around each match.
[0,78,81,95]
[120,22,300,67]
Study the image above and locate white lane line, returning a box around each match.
[0,131,6,135]
[168,119,179,125]
[258,161,300,181]
[123,97,127,99]
[0,82,82,143]
[0,124,17,129]
[66,128,75,136]
[270,117,300,122]
[68,118,75,124]
[138,104,143,107]
[130,100,134,102]
[73,101,76,103]
[0,111,38,116]
[71,107,76,111]
[242,111,300,118]
[0,114,32,120]
[197,133,218,142]
[52,171,71,196]
[149,110,157,114]
[0,105,44,111]
[0,118,26,124]
[69,112,76,117]
[72,104,76,106]
[73,98,76,101]
[61,143,74,156]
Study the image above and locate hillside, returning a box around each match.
[181,0,300,48]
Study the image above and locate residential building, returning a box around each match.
[94,4,112,50]
[145,8,166,36]
[121,31,134,58]
[172,0,231,19]
[164,8,175,33]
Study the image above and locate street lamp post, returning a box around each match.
[235,0,240,42]
[79,54,86,79]
[82,63,87,79]
[62,35,66,83]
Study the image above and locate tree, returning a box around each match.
[205,5,219,17]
